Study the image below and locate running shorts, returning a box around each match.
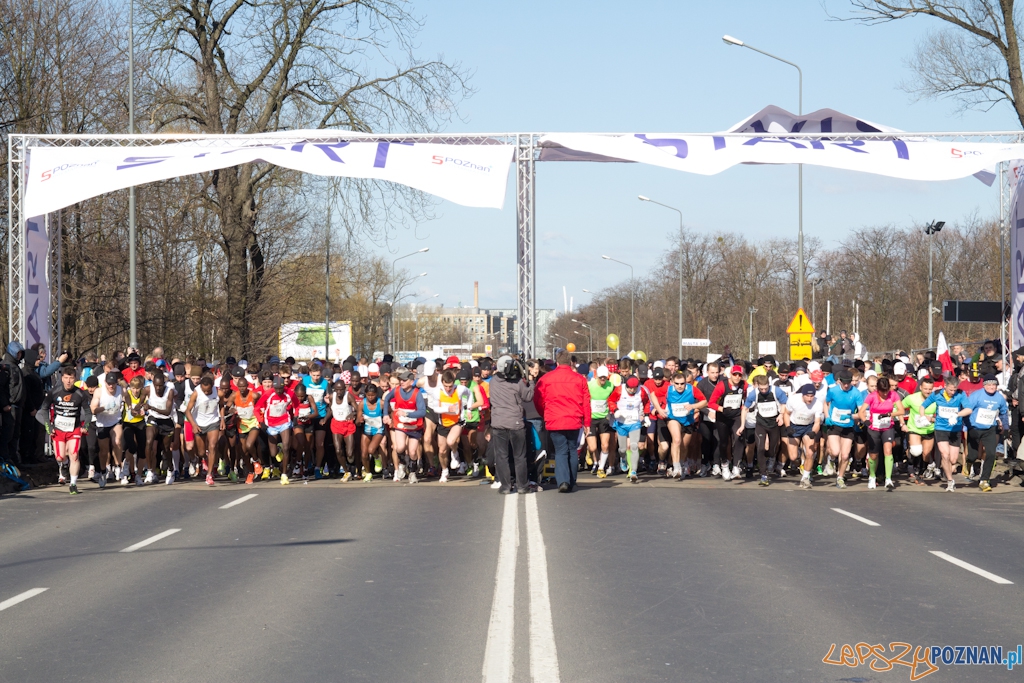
[934,429,962,446]
[827,425,854,439]
[590,418,614,436]
[147,417,175,437]
[867,427,896,453]
[330,419,356,436]
[53,428,82,444]
[266,421,291,437]
[791,423,818,440]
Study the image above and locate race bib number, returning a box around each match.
[938,406,958,421]
[975,407,998,427]
[670,403,691,418]
[364,416,383,429]
[620,407,642,423]
[398,409,416,424]
[913,413,932,429]
[445,403,460,415]
[871,413,892,430]
[704,409,716,424]
[590,399,607,414]
[307,387,325,405]
[756,401,779,419]
[236,405,254,420]
[269,402,287,418]
[723,394,742,410]
[830,407,851,423]
[298,406,312,418]
[54,415,76,432]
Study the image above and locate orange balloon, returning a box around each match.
[566,342,577,352]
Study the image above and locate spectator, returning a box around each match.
[534,349,590,493]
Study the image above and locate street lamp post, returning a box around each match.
[572,319,595,356]
[925,220,945,348]
[390,248,429,350]
[724,34,805,311]
[811,278,823,332]
[639,195,684,358]
[748,306,758,360]
[602,255,634,356]
[128,0,137,350]
[582,289,609,353]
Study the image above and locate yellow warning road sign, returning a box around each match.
[786,308,814,334]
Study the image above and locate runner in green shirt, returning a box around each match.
[587,366,616,477]
[900,376,937,485]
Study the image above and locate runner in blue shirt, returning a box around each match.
[922,375,973,491]
[964,374,1009,492]
[823,369,863,489]
[302,362,331,478]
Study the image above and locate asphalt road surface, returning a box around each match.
[2,474,1023,682]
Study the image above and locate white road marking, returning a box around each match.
[219,493,258,509]
[482,493,518,683]
[930,551,1013,584]
[831,508,880,527]
[525,494,561,683]
[0,588,48,612]
[120,528,181,553]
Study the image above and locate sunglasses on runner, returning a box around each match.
[672,381,687,387]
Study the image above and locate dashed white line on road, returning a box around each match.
[219,493,258,509]
[930,551,1013,584]
[0,588,48,612]
[482,493,518,683]
[831,508,880,527]
[525,494,561,683]
[120,528,181,553]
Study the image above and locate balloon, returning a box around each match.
[627,350,637,360]
[566,342,576,352]
[635,351,648,362]
[606,334,619,350]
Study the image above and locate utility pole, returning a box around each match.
[128,0,137,350]
[748,307,757,359]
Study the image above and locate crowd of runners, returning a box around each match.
[3,339,1023,496]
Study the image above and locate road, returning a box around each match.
[1,475,1022,682]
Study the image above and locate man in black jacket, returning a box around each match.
[488,355,535,494]
[19,346,45,463]
[1,342,24,463]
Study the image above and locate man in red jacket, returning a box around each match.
[535,350,591,492]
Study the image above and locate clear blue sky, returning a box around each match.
[371,0,1020,311]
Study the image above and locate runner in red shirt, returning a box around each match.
[256,377,296,484]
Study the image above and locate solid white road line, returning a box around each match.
[120,528,181,553]
[930,551,1014,584]
[219,493,258,509]
[482,493,518,683]
[0,588,48,612]
[525,494,561,683]
[831,508,880,527]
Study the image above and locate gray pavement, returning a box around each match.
[1,474,1022,682]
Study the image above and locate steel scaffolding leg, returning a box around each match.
[8,136,26,344]
[516,134,536,358]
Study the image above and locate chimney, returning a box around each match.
[473,281,479,309]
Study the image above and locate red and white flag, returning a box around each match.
[937,331,955,374]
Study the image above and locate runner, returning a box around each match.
[40,367,88,494]
[424,369,470,483]
[824,369,862,489]
[858,376,905,490]
[90,371,125,485]
[706,364,748,481]
[786,383,823,489]
[256,377,296,485]
[384,368,426,483]
[643,367,670,475]
[292,383,319,479]
[329,375,358,481]
[741,374,789,487]
[228,377,261,484]
[663,371,707,481]
[609,375,648,482]
[922,375,973,492]
[586,365,616,478]
[357,383,386,482]
[964,373,1010,492]
[900,376,937,485]
[455,367,486,477]
[142,370,177,485]
[185,375,224,486]
[122,376,149,486]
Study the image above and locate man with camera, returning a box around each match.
[488,354,534,494]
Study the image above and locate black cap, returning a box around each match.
[576,363,589,376]
[799,383,817,395]
[85,375,99,388]
[457,368,472,382]
[225,356,237,365]
[105,372,119,385]
[172,363,186,375]
[652,367,665,379]
[127,353,141,362]
[230,366,245,378]
[982,373,998,383]
[837,370,853,382]
[764,355,776,365]
[382,354,394,363]
[273,377,285,390]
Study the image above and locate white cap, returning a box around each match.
[469,360,479,368]
[238,360,248,369]
[894,361,907,375]
[596,365,610,378]
[653,360,665,369]
[918,368,929,379]
[807,360,821,372]
[865,369,877,378]
[368,362,380,374]
[358,366,369,378]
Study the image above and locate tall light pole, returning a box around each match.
[811,278,823,332]
[572,319,595,357]
[128,0,137,350]
[724,34,805,311]
[925,220,945,348]
[583,289,609,353]
[748,306,758,360]
[639,195,684,358]
[602,255,634,356]
[390,248,429,350]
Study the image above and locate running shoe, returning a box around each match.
[362,472,373,483]
[698,464,709,477]
[439,469,449,483]
[721,467,732,481]
[620,458,629,474]
[136,474,144,487]
[798,478,811,490]
[88,465,96,481]
[778,467,788,478]
[658,462,667,475]
[97,473,106,489]
[245,473,254,485]
[275,446,283,462]
[458,463,468,476]
[292,465,301,477]
[106,469,115,482]
[867,477,877,490]
[945,480,956,492]
[815,464,823,476]
[585,453,594,467]
[472,462,481,478]
[861,466,869,478]
[732,465,742,479]
[206,474,215,486]
[491,480,502,489]
[396,465,407,481]
[823,459,835,477]
[144,470,155,484]
[69,484,78,495]
[165,471,174,485]
[374,456,383,473]
[228,471,238,483]
[835,477,846,489]
[409,472,418,484]
[596,469,607,479]
[261,466,271,481]
[885,478,894,491]
[979,480,992,492]
[58,474,67,485]
[908,472,920,485]
[120,476,129,486]
[114,466,122,480]
[673,467,683,481]
[271,467,281,478]
[280,473,290,485]
[187,463,196,477]
[217,461,227,476]
[341,471,352,482]
[253,461,264,476]
[758,475,770,487]
[314,467,323,480]
[711,464,721,477]
[629,471,638,483]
